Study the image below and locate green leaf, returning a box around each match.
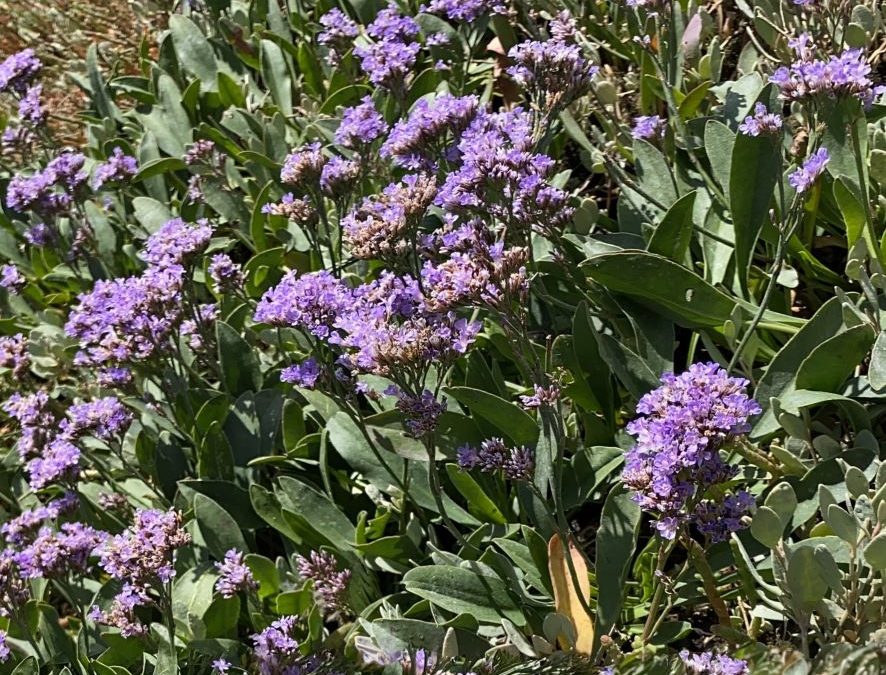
[863,532,886,569]
[244,554,280,599]
[594,487,641,637]
[276,476,356,554]
[169,15,219,89]
[730,115,782,289]
[133,196,173,232]
[750,506,783,548]
[445,464,507,524]
[403,565,525,624]
[444,387,538,446]
[647,191,697,264]
[202,596,240,638]
[11,658,38,675]
[704,120,735,196]
[217,72,245,108]
[787,546,829,610]
[194,493,248,559]
[216,321,262,395]
[795,324,876,392]
[134,157,187,183]
[583,251,737,327]
[869,331,886,392]
[633,139,678,208]
[326,413,477,525]
[824,504,859,545]
[260,39,293,115]
[142,74,193,157]
[764,483,798,530]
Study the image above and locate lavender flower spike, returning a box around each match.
[789,147,829,193]
[215,548,258,598]
[622,362,760,540]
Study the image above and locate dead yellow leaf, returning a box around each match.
[547,533,595,654]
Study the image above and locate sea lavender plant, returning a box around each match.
[342,173,437,261]
[141,217,213,269]
[680,650,749,675]
[335,96,389,150]
[317,9,359,64]
[64,397,132,440]
[423,0,502,23]
[0,49,42,95]
[457,438,535,480]
[215,548,258,598]
[295,550,351,613]
[771,34,884,105]
[92,147,138,189]
[738,103,784,136]
[789,147,830,193]
[621,362,761,539]
[381,94,481,170]
[631,115,666,140]
[0,334,29,378]
[65,265,186,370]
[508,34,598,110]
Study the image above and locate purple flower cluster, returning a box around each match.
[26,438,80,489]
[252,616,304,675]
[92,509,190,636]
[335,96,388,149]
[436,108,573,234]
[771,34,884,105]
[0,265,25,293]
[519,383,561,409]
[355,3,420,91]
[2,493,78,545]
[261,193,317,224]
[208,253,244,292]
[507,35,598,108]
[89,583,150,637]
[255,269,352,337]
[0,334,29,378]
[0,49,41,94]
[17,84,44,126]
[0,630,9,662]
[622,362,760,540]
[258,269,481,382]
[738,103,784,136]
[142,217,213,268]
[680,650,749,675]
[281,358,321,388]
[320,156,360,197]
[92,147,138,189]
[14,522,106,579]
[381,94,480,170]
[64,397,132,440]
[789,147,829,194]
[0,552,30,615]
[632,114,666,140]
[6,151,87,216]
[96,508,190,585]
[457,438,535,480]
[184,139,221,167]
[342,173,437,261]
[281,142,326,191]
[3,391,56,459]
[423,0,502,22]
[215,548,258,598]
[295,550,351,613]
[318,9,360,64]
[395,390,446,438]
[65,265,185,370]
[420,233,529,313]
